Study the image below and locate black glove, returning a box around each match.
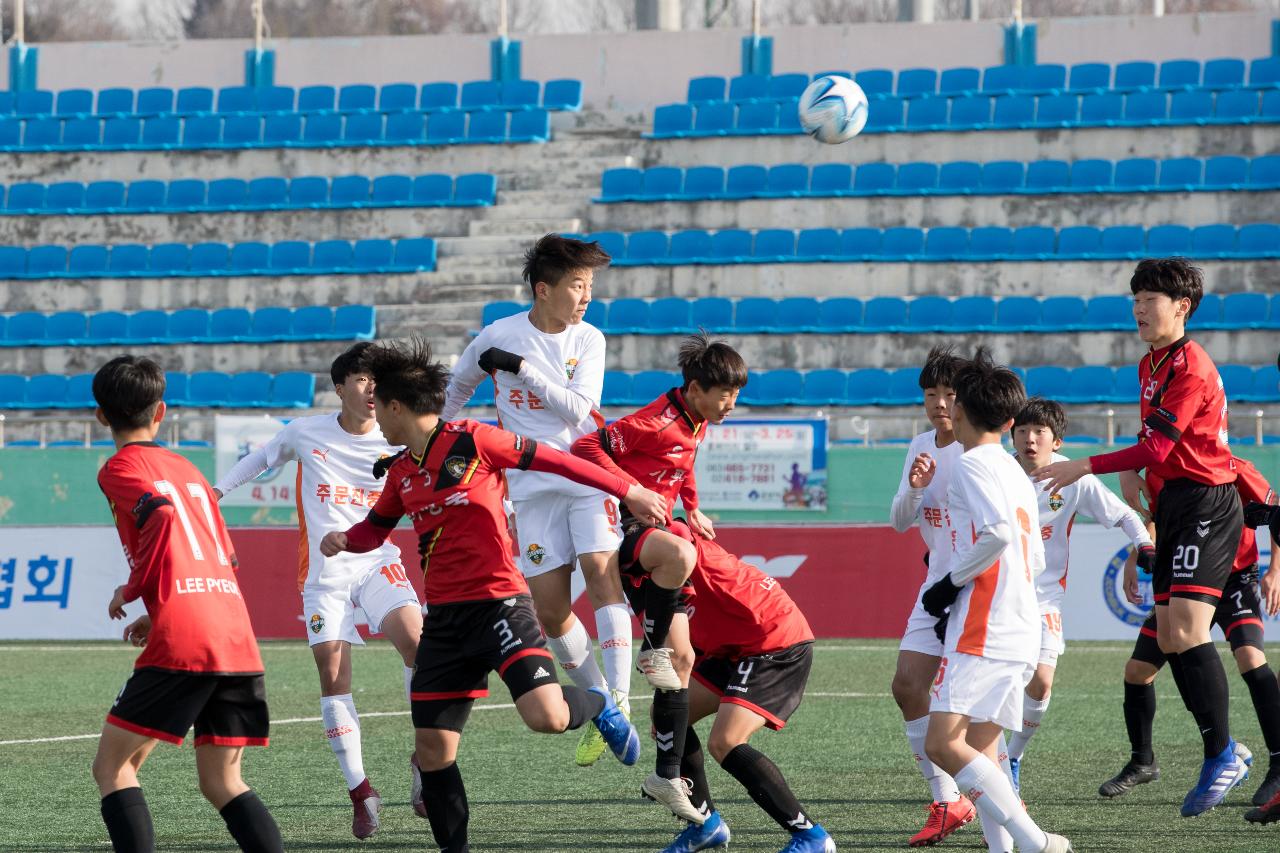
[932,612,949,644]
[1135,544,1156,575]
[1244,501,1280,547]
[921,574,961,618]
[478,347,523,375]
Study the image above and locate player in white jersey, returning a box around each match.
[921,350,1072,853]
[213,344,422,840]
[1005,397,1153,790]
[440,234,633,767]
[887,346,978,847]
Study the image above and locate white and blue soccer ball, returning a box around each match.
[798,75,869,144]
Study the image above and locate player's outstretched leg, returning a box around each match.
[660,728,732,853]
[416,729,470,853]
[1166,642,1250,816]
[1232,645,1280,805]
[586,686,642,765]
[1102,627,1165,798]
[1007,663,1054,794]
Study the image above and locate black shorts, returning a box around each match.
[620,571,693,634]
[620,512,667,569]
[107,668,269,747]
[1152,478,1243,606]
[1132,567,1265,666]
[410,595,558,732]
[691,641,814,731]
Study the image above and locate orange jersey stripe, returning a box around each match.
[295,464,309,591]
[957,561,1000,657]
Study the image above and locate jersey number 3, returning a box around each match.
[154,480,229,566]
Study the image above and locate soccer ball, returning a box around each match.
[798,75,869,144]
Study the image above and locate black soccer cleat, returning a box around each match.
[1099,759,1160,798]
[1252,762,1280,806]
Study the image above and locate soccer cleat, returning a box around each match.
[1245,788,1280,824]
[577,690,630,766]
[1235,741,1254,773]
[642,773,707,824]
[1180,739,1248,817]
[661,810,731,852]
[1252,761,1280,806]
[908,798,976,847]
[1040,833,1074,852]
[778,823,836,853]
[589,686,641,766]
[349,779,381,839]
[638,647,683,691]
[409,753,428,819]
[1008,756,1021,796]
[1098,758,1160,798]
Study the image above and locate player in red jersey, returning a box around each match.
[1036,259,1247,816]
[318,338,667,853]
[627,522,835,853]
[572,333,747,823]
[1101,457,1280,812]
[89,356,283,853]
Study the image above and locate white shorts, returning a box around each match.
[513,491,622,579]
[302,559,419,647]
[899,595,945,658]
[1039,608,1065,668]
[929,651,1034,731]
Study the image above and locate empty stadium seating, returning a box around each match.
[0,371,316,409]
[597,155,1280,202]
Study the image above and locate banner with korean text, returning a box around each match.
[693,419,828,511]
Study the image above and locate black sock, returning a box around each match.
[561,684,606,730]
[100,787,154,853]
[1123,681,1157,765]
[643,583,683,648]
[1178,642,1232,758]
[653,688,689,779]
[419,762,469,853]
[218,790,283,853]
[721,743,812,834]
[1242,664,1280,755]
[681,727,715,817]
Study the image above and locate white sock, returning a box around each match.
[905,716,960,803]
[403,665,414,703]
[981,819,1015,853]
[595,603,633,697]
[546,618,606,691]
[954,755,1048,852]
[996,732,1014,786]
[1008,694,1051,762]
[320,694,366,790]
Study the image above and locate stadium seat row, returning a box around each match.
[685,58,1280,104]
[650,89,1280,138]
[0,305,376,347]
[564,224,1280,265]
[461,365,1280,408]
[0,79,584,117]
[0,173,497,216]
[0,238,437,279]
[597,156,1280,202]
[0,371,316,409]
[481,292,1280,334]
[0,109,551,152]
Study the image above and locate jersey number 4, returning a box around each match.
[154,480,229,566]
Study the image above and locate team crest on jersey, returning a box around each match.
[565,358,578,380]
[445,422,467,433]
[401,476,413,492]
[1048,492,1064,512]
[309,614,324,634]
[526,543,545,566]
[445,456,468,479]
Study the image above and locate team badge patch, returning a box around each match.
[309,614,324,634]
[526,543,545,566]
[1049,492,1065,512]
[445,456,467,479]
[565,358,578,380]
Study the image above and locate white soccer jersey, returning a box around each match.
[944,443,1044,665]
[441,311,606,501]
[214,413,402,591]
[891,429,964,581]
[1028,451,1152,609]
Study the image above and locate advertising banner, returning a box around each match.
[214,415,298,508]
[694,419,828,511]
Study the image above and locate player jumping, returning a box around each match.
[440,234,634,767]
[214,343,422,839]
[319,338,666,853]
[91,356,284,853]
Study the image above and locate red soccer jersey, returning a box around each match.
[1137,337,1236,486]
[98,442,262,674]
[357,420,629,606]
[572,388,705,520]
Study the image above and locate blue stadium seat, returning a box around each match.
[247,177,288,208]
[335,84,376,113]
[1221,292,1269,329]
[55,89,92,116]
[647,296,692,332]
[687,76,726,103]
[1212,89,1259,123]
[1035,94,1078,126]
[25,374,68,408]
[0,246,25,277]
[246,308,291,342]
[765,164,808,196]
[601,168,643,201]
[725,164,767,199]
[745,369,802,406]
[334,305,376,339]
[908,295,952,328]
[1203,58,1245,90]
[1159,59,1200,90]
[1250,56,1280,87]
[737,101,778,132]
[884,368,922,406]
[181,115,221,147]
[28,245,68,276]
[87,311,128,343]
[631,371,678,405]
[653,104,694,137]
[171,86,212,114]
[897,68,938,97]
[1146,224,1192,256]
[601,371,632,406]
[992,94,1036,128]
[1070,159,1113,191]
[845,369,891,405]
[1114,157,1157,190]
[938,160,981,192]
[1236,224,1280,258]
[149,243,190,274]
[581,300,605,328]
[801,369,848,405]
[392,237,436,270]
[1026,366,1072,398]
[752,229,795,261]
[1065,366,1116,403]
[906,95,949,130]
[1250,365,1280,402]
[1263,89,1280,120]
[230,114,273,146]
[1123,91,1167,124]
[383,111,424,143]
[982,65,1023,94]
[306,240,351,273]
[863,296,908,330]
[728,74,768,102]
[1080,92,1124,124]
[853,162,895,193]
[882,227,924,258]
[127,310,169,342]
[169,308,210,341]
[69,245,108,276]
[1068,63,1111,93]
[668,230,711,262]
[543,79,583,111]
[256,86,294,113]
[1040,296,1086,329]
[767,73,809,102]
[211,308,252,340]
[16,90,53,116]
[678,165,724,199]
[64,373,93,406]
[0,375,26,407]
[296,85,335,113]
[68,118,108,147]
[939,67,980,95]
[854,69,893,97]
[897,162,939,193]
[230,242,270,274]
[406,174,448,205]
[1115,61,1157,91]
[947,295,997,330]
[270,373,315,408]
[948,94,992,128]
[286,176,327,208]
[331,175,371,206]
[923,227,968,260]
[166,179,206,211]
[585,231,625,260]
[1169,90,1213,123]
[623,231,667,264]
[509,109,550,142]
[421,82,459,111]
[46,181,85,211]
[1188,293,1224,330]
[1191,224,1236,258]
[188,243,230,275]
[693,102,734,134]
[817,297,861,330]
[1100,225,1145,257]
[641,166,682,200]
[1220,364,1254,401]
[969,227,1014,260]
[481,301,526,329]
[208,178,248,209]
[1027,64,1067,93]
[216,86,255,114]
[379,83,417,112]
[734,297,777,332]
[96,88,134,115]
[343,112,383,142]
[301,113,342,145]
[269,241,311,273]
[705,229,750,263]
[1084,295,1133,330]
[1113,364,1139,398]
[7,312,45,342]
[1025,160,1069,191]
[691,296,734,331]
[448,172,494,206]
[811,163,852,194]
[368,174,411,207]
[797,228,840,260]
[426,111,466,143]
[839,228,882,260]
[774,297,821,332]
[141,115,181,147]
[23,117,62,149]
[980,160,1024,192]
[77,180,121,212]
[163,372,190,406]
[865,96,904,131]
[460,80,501,110]
[1203,156,1248,189]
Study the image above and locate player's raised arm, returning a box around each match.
[890,450,931,533]
[504,327,605,427]
[440,333,489,422]
[1076,474,1155,559]
[212,420,299,500]
[571,424,640,486]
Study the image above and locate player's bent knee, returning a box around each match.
[1234,645,1267,673]
[1124,658,1160,684]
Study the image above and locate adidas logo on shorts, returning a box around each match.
[533,666,551,679]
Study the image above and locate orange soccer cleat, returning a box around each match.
[908,797,976,847]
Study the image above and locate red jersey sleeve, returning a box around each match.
[345,456,407,551]
[571,428,639,488]
[470,421,630,499]
[1143,364,1207,445]
[679,462,700,513]
[98,459,174,603]
[1233,457,1276,506]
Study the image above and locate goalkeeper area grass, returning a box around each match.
[0,639,1271,851]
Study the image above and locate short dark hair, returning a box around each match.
[1014,396,1068,440]
[952,346,1026,433]
[93,355,166,432]
[522,234,611,296]
[679,331,748,391]
[331,342,374,387]
[919,344,964,390]
[362,337,450,415]
[1130,257,1203,318]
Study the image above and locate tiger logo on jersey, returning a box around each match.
[565,358,578,380]
[1048,492,1065,512]
[526,543,545,566]
[445,456,467,479]
[309,614,324,634]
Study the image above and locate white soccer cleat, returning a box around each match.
[638,647,682,691]
[642,772,708,824]
[409,753,428,819]
[1041,833,1074,853]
